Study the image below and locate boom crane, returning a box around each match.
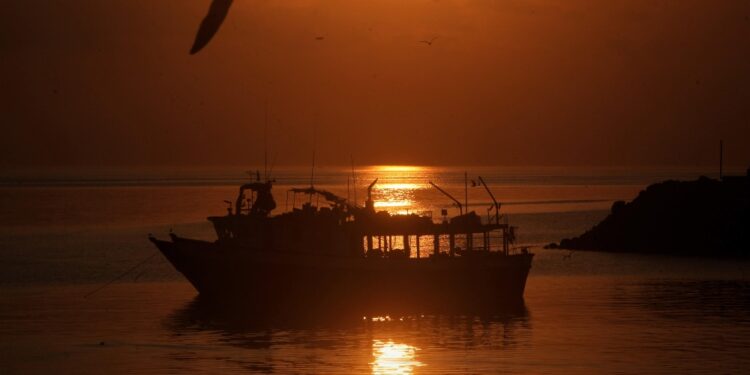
[429,181,463,216]
[477,176,501,224]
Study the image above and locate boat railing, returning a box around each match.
[416,210,433,219]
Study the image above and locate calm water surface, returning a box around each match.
[1,166,748,374]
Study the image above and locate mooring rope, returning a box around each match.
[84,252,158,298]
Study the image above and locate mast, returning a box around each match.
[309,127,316,204]
[310,149,316,187]
[264,99,268,181]
[350,155,357,206]
[310,125,317,188]
[464,171,468,214]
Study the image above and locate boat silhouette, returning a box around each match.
[150,175,533,313]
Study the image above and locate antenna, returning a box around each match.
[268,152,278,182]
[264,99,269,181]
[267,117,283,181]
[310,149,316,188]
[350,155,357,206]
[310,126,316,188]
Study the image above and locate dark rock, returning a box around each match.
[611,200,626,215]
[550,177,750,257]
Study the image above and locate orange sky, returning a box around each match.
[2,0,749,168]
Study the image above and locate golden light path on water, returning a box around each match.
[368,165,430,215]
[374,200,413,208]
[377,183,425,190]
[371,339,424,375]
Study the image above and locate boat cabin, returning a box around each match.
[207,179,517,259]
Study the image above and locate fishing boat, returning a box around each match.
[150,175,533,313]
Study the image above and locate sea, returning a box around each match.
[1,165,749,374]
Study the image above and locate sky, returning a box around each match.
[2,0,749,168]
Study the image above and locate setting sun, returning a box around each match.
[370,166,426,173]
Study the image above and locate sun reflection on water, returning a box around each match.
[373,200,412,208]
[361,165,434,215]
[377,183,425,190]
[371,340,424,375]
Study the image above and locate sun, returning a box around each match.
[370,165,425,173]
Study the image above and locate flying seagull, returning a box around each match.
[190,0,234,54]
[419,36,438,46]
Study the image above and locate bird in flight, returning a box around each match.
[190,0,233,54]
[419,36,438,46]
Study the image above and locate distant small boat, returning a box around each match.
[150,176,533,313]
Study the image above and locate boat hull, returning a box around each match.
[151,235,533,314]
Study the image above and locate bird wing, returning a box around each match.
[190,0,234,54]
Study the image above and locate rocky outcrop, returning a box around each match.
[547,176,750,257]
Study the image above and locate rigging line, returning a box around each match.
[132,268,148,282]
[84,253,158,299]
